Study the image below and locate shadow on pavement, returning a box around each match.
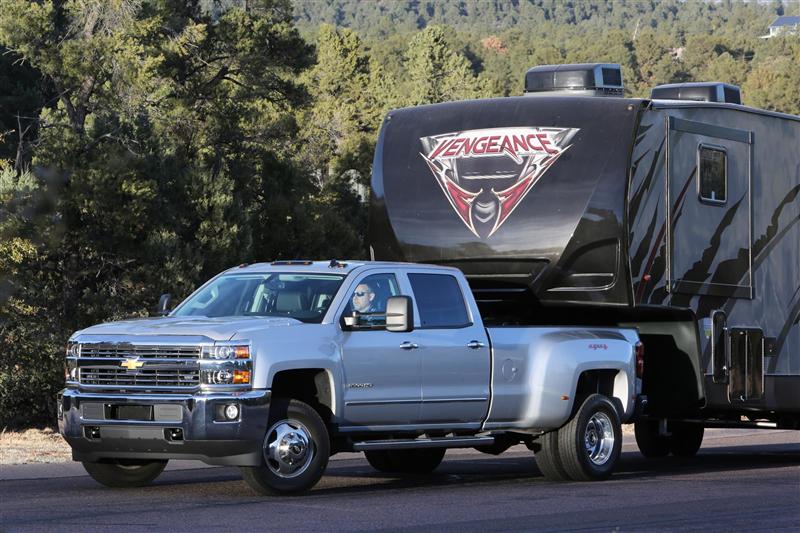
[27,442,796,500]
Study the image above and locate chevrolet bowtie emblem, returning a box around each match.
[120,358,144,370]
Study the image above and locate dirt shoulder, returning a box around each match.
[0,428,72,465]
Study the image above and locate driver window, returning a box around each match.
[347,273,400,327]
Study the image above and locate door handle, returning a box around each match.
[467,340,485,349]
[399,341,418,350]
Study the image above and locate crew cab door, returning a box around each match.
[405,271,491,426]
[339,272,422,427]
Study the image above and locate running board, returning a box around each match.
[352,436,494,451]
[683,419,779,429]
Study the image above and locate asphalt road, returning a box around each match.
[1,429,798,532]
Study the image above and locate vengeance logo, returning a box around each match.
[420,127,579,238]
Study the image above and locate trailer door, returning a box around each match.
[666,117,753,301]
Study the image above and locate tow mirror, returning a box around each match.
[157,293,172,316]
[343,312,360,328]
[385,296,414,333]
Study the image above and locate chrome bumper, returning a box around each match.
[57,388,271,466]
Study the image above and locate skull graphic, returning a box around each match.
[420,127,579,238]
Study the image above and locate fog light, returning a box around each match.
[224,404,239,420]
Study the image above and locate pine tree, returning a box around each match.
[402,25,488,106]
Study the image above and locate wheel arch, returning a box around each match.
[573,368,630,421]
[270,368,336,424]
[619,317,705,418]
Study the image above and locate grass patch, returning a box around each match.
[0,427,72,464]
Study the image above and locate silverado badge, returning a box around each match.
[120,358,144,370]
[420,126,579,238]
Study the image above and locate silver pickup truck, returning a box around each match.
[59,260,643,494]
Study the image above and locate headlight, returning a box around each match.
[200,342,252,387]
[66,342,80,358]
[65,342,79,383]
[202,345,250,360]
[64,359,78,382]
[200,366,251,386]
[205,369,233,384]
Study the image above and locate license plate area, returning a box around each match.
[109,405,154,421]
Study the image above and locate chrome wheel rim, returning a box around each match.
[584,412,615,466]
[263,419,315,478]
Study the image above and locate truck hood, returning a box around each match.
[73,316,302,342]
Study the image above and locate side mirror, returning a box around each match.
[343,311,360,328]
[385,296,414,333]
[157,293,172,316]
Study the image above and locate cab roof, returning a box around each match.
[224,260,432,276]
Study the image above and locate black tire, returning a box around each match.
[365,448,445,474]
[364,450,394,472]
[240,398,330,495]
[669,422,704,457]
[634,419,671,458]
[388,448,445,474]
[557,394,622,481]
[535,430,570,481]
[82,459,167,488]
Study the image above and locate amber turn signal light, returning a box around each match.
[233,370,251,384]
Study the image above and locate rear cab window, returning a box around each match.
[407,273,471,328]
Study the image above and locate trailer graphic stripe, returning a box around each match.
[629,146,663,228]
[638,167,695,303]
[702,184,800,318]
[672,193,747,309]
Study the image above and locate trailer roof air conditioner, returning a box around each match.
[650,82,742,104]
[524,63,624,97]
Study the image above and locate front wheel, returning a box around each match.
[83,459,167,488]
[557,394,622,481]
[240,398,330,495]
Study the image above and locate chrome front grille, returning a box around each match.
[78,343,201,390]
[80,367,200,387]
[80,344,201,359]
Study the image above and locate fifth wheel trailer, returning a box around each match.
[368,63,799,456]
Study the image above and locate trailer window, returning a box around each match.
[408,274,470,328]
[698,145,727,204]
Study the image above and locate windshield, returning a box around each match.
[172,273,346,323]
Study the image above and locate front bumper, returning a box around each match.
[58,388,271,466]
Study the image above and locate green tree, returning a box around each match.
[297,25,377,181]
[632,30,682,96]
[742,55,800,115]
[0,0,348,427]
[402,25,488,105]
